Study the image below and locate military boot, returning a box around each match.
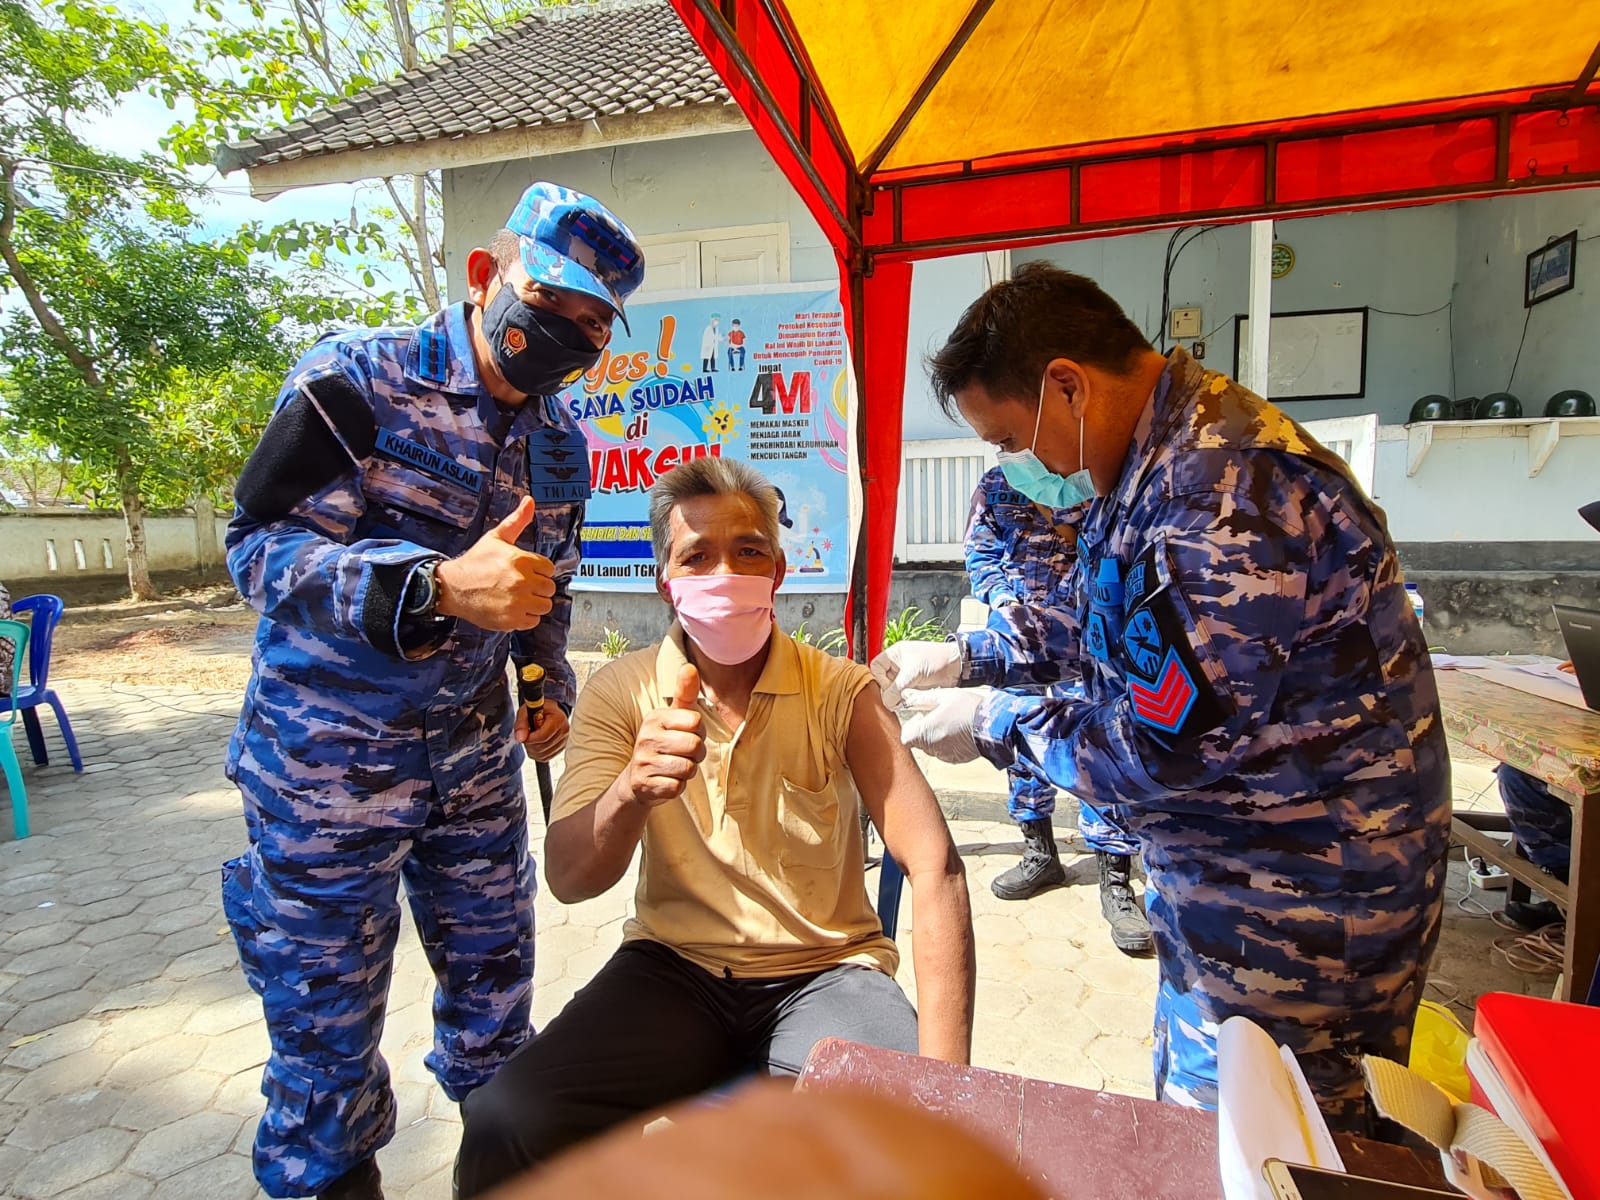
[320,1158,384,1200]
[1097,852,1154,954]
[991,818,1067,900]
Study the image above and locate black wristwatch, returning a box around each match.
[402,557,445,618]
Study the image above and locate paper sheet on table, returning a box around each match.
[1460,665,1589,711]
[1362,1056,1570,1200]
[1430,653,1553,670]
[1217,1017,1344,1200]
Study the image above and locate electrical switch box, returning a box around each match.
[1170,306,1202,339]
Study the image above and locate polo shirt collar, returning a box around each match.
[656,622,802,699]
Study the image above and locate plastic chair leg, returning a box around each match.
[1,741,28,839]
[20,707,47,766]
[46,693,82,772]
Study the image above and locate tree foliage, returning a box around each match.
[172,0,549,316]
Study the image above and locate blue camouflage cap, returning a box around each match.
[507,182,645,334]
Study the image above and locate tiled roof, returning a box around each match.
[217,0,734,173]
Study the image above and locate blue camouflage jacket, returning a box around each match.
[964,466,1085,608]
[962,348,1450,870]
[225,303,589,791]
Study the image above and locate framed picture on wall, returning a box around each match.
[1525,231,1577,307]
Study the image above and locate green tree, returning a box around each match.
[174,0,553,315]
[0,0,310,596]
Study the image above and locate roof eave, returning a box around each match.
[234,103,748,199]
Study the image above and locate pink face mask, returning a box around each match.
[666,573,776,666]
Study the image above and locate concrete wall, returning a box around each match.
[0,512,230,584]
[1029,205,1460,425]
[1452,188,1598,408]
[1372,425,1600,543]
[441,130,836,300]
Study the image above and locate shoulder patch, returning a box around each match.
[1121,546,1232,744]
[414,327,449,385]
[1123,541,1161,614]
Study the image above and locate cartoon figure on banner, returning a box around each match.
[728,318,747,371]
[700,314,721,373]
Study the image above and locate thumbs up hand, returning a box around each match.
[435,496,559,631]
[624,664,707,807]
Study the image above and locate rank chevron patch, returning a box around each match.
[1127,648,1198,732]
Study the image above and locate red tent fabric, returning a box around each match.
[671,0,1600,657]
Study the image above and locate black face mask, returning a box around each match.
[482,280,605,397]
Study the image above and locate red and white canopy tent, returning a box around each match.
[666,0,1600,657]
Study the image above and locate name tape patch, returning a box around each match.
[374,428,483,494]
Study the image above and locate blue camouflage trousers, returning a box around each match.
[223,704,535,1197]
[1497,764,1571,879]
[1005,760,1140,856]
[1142,826,1447,1131]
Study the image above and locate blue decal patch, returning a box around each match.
[1124,561,1148,612]
[527,422,592,504]
[374,428,482,493]
[1128,648,1198,733]
[1086,611,1109,661]
[1123,609,1163,680]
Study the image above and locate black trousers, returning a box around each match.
[455,940,918,1197]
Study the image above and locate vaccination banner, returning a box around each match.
[562,284,852,593]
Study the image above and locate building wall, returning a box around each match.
[0,513,231,582]
[441,130,836,300]
[1452,188,1598,409]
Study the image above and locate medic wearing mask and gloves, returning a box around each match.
[455,456,976,1197]
[874,264,1449,1132]
[222,183,644,1200]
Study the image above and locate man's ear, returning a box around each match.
[771,550,787,596]
[466,248,497,308]
[656,569,672,606]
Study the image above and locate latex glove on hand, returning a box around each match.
[898,686,990,763]
[870,640,961,708]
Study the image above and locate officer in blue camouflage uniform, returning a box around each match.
[221,183,645,1200]
[964,470,1150,952]
[877,264,1449,1130]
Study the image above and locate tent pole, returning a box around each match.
[1245,220,1273,397]
[847,265,870,664]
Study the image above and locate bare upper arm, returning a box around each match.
[845,682,960,878]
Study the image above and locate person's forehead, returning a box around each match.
[669,492,772,542]
[955,382,1025,438]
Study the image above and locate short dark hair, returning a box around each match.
[926,262,1152,416]
[489,228,520,272]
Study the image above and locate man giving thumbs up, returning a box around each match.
[221,182,645,1200]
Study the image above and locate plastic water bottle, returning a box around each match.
[1404,583,1425,630]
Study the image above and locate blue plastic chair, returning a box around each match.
[877,850,905,938]
[9,595,82,772]
[0,617,32,839]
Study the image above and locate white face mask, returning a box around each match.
[994,372,1095,508]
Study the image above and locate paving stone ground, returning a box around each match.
[0,678,1549,1199]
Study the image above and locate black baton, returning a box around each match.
[518,662,556,822]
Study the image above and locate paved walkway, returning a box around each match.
[0,679,1545,1199]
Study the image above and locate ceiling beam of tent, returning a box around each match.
[1536,40,1600,103]
[860,0,999,178]
[862,94,1600,260]
[750,0,858,185]
[684,0,861,248]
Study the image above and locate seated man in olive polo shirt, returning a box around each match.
[456,456,976,1196]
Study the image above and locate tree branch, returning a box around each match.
[382,174,439,309]
[0,160,106,395]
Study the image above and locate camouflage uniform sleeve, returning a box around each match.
[225,354,454,659]
[963,486,1018,608]
[510,501,584,711]
[975,484,1308,807]
[956,603,1084,688]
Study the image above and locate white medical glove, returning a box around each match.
[869,640,961,708]
[898,686,990,763]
